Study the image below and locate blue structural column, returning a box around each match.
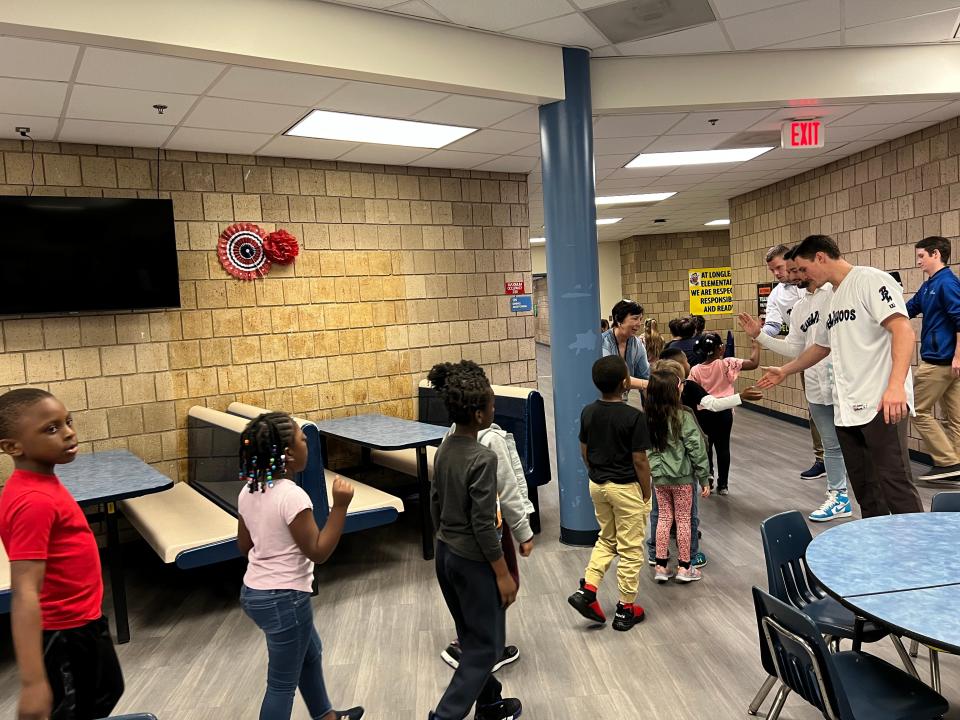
[539,47,600,546]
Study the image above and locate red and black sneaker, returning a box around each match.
[567,578,606,624]
[612,602,645,632]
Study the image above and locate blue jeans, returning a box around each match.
[808,402,847,494]
[646,483,700,560]
[240,586,332,720]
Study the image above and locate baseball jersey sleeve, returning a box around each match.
[813,309,830,348]
[861,270,908,325]
[763,285,784,335]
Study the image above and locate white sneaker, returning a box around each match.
[808,491,852,522]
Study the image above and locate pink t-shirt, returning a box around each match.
[237,479,314,592]
[689,357,744,399]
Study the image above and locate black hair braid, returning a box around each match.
[427,360,492,425]
[239,412,296,493]
[694,331,724,357]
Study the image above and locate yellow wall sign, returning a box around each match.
[689,267,733,315]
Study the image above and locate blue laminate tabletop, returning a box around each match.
[806,513,960,597]
[57,450,174,506]
[850,584,960,655]
[314,414,448,450]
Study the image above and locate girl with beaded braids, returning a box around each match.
[236,412,364,720]
[427,361,523,720]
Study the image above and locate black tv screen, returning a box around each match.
[0,196,180,314]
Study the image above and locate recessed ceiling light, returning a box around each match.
[596,218,622,225]
[596,192,676,205]
[705,218,730,226]
[625,147,774,168]
[530,237,546,245]
[286,109,476,148]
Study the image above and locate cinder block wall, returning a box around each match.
[0,140,534,480]
[730,117,960,452]
[619,230,734,340]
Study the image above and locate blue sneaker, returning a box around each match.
[801,460,827,479]
[691,551,707,568]
[809,491,852,522]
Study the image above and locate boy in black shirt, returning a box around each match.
[568,356,652,632]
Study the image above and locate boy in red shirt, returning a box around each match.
[0,388,123,720]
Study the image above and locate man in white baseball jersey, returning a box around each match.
[739,246,850,522]
[764,244,825,480]
[758,235,923,517]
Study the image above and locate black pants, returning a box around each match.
[43,616,124,720]
[433,541,504,720]
[836,414,923,517]
[698,409,733,490]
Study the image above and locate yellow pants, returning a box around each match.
[584,480,651,604]
[914,361,960,466]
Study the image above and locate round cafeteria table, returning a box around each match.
[806,513,960,667]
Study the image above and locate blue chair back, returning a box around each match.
[752,586,851,720]
[931,491,960,512]
[760,511,825,610]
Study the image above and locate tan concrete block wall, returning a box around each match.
[620,230,734,341]
[730,116,960,453]
[0,141,534,481]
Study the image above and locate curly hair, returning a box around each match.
[694,331,724,359]
[427,360,493,425]
[645,370,684,453]
[643,318,664,362]
[0,388,54,439]
[239,411,299,493]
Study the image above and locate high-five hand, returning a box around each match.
[757,366,786,389]
[737,312,762,339]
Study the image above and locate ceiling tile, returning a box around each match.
[208,67,346,106]
[318,81,446,118]
[866,122,936,141]
[723,0,841,50]
[474,155,539,172]
[749,104,863,130]
[58,119,173,148]
[425,0,577,32]
[491,107,541,133]
[0,114,60,141]
[414,95,532,127]
[446,128,539,154]
[514,141,542,157]
[907,100,960,125]
[845,9,960,45]
[341,0,402,7]
[0,37,79,81]
[830,101,952,126]
[669,109,776,134]
[0,78,68,117]
[387,0,451,21]
[507,12,609,48]
[336,144,434,165]
[845,0,960,27]
[616,22,731,55]
[410,149,500,169]
[568,0,623,9]
[710,0,799,17]
[183,97,307,133]
[590,45,621,57]
[76,48,224,94]
[593,136,655,154]
[258,135,358,160]
[166,127,273,154]
[763,30,845,48]
[67,85,193,125]
[594,113,685,138]
[594,153,634,169]
[644,132,736,152]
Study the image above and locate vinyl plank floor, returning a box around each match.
[0,344,957,718]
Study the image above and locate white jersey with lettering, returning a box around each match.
[813,266,914,427]
[758,283,835,405]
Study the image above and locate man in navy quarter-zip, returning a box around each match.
[907,236,960,483]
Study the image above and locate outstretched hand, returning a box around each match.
[741,386,763,402]
[737,312,762,339]
[756,366,786,389]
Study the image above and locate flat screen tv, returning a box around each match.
[0,196,180,314]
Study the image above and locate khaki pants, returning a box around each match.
[584,480,651,604]
[801,374,824,461]
[913,361,960,466]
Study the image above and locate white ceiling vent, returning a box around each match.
[584,0,716,45]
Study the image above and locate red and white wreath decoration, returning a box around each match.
[217,224,299,280]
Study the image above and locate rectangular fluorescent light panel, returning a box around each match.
[626,147,773,168]
[287,109,476,148]
[596,218,622,225]
[596,192,676,205]
[705,219,730,226]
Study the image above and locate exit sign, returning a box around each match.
[781,120,824,149]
